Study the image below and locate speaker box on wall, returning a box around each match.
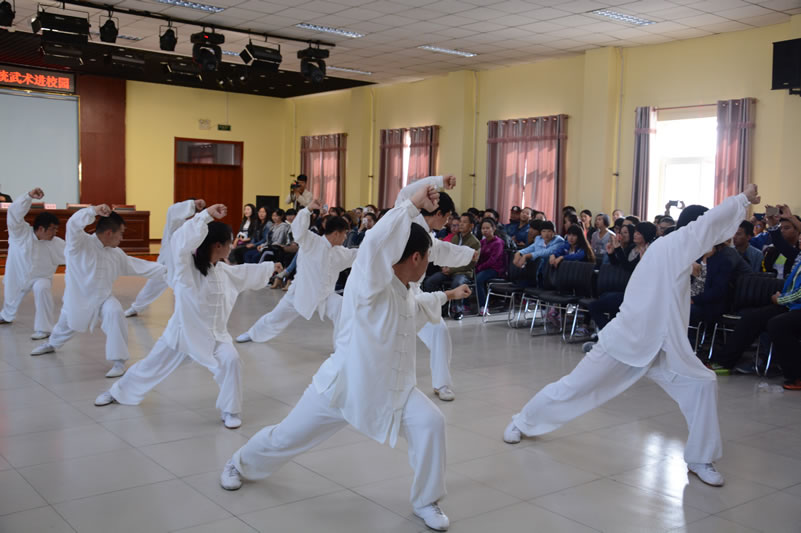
[772,38,801,92]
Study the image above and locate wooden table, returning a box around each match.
[0,209,150,254]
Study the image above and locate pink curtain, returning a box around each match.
[630,106,656,219]
[300,134,346,208]
[378,129,404,209]
[486,115,567,224]
[407,126,439,182]
[715,98,755,205]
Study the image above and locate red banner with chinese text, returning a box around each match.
[0,64,75,94]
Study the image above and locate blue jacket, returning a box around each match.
[778,257,801,311]
[519,235,565,262]
[552,241,587,262]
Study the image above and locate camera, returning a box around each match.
[290,182,298,192]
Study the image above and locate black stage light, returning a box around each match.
[240,42,282,73]
[159,25,177,51]
[297,46,328,83]
[105,50,145,71]
[191,30,224,72]
[99,16,118,43]
[31,10,90,44]
[164,59,202,80]
[0,0,15,27]
[40,41,84,65]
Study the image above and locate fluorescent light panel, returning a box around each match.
[590,9,655,26]
[157,0,225,14]
[328,66,372,75]
[295,23,363,38]
[90,31,142,41]
[221,50,239,56]
[418,45,476,58]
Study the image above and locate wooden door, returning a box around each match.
[174,139,243,232]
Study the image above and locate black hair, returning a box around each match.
[273,208,285,221]
[540,221,555,232]
[562,205,576,214]
[580,209,592,218]
[467,207,480,216]
[529,219,543,231]
[460,212,476,226]
[296,174,308,182]
[33,212,60,232]
[378,208,390,220]
[193,221,232,276]
[481,217,497,230]
[619,223,634,244]
[241,203,257,226]
[634,221,657,244]
[566,224,595,263]
[625,215,641,225]
[739,220,754,235]
[364,212,377,222]
[654,215,664,224]
[96,211,125,234]
[676,205,708,229]
[613,217,625,230]
[485,208,500,220]
[399,222,432,263]
[421,191,456,218]
[285,208,297,217]
[660,215,675,225]
[564,213,579,227]
[596,213,611,228]
[324,216,350,235]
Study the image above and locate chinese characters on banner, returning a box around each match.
[0,65,75,93]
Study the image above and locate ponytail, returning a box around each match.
[193,221,232,276]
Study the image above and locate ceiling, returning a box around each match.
[4,0,801,86]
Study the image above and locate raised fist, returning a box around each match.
[28,188,44,200]
[207,204,227,220]
[443,175,456,190]
[95,204,112,217]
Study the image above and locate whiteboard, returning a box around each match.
[0,89,79,207]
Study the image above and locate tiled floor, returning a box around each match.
[1,276,801,532]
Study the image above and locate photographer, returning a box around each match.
[285,174,313,210]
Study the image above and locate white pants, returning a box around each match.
[0,277,56,333]
[233,384,447,511]
[419,319,453,390]
[128,278,169,314]
[49,297,129,362]
[111,338,243,415]
[512,347,723,464]
[247,292,342,343]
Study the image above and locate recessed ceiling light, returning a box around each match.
[295,23,363,38]
[157,0,225,14]
[418,45,476,58]
[90,31,142,41]
[590,9,655,26]
[328,66,372,75]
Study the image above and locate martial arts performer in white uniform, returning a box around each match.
[503,184,763,487]
[31,205,167,377]
[235,199,356,344]
[0,188,65,340]
[95,204,282,429]
[124,198,205,317]
[220,186,471,532]
[395,175,477,402]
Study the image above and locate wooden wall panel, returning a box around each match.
[77,75,126,206]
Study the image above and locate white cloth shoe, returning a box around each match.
[220,460,243,490]
[30,343,55,356]
[222,412,242,429]
[105,361,126,378]
[31,331,50,340]
[94,390,116,406]
[124,308,138,318]
[688,462,725,486]
[503,421,522,444]
[435,386,455,402]
[414,503,449,531]
[235,333,252,343]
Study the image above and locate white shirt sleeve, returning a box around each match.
[65,207,98,255]
[394,176,443,208]
[6,193,33,240]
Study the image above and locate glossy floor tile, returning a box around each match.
[0,276,800,532]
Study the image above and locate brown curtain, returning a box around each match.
[407,126,439,182]
[631,106,656,219]
[378,129,405,209]
[715,98,755,205]
[486,115,567,224]
[300,134,346,208]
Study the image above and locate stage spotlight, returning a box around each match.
[240,42,281,73]
[99,16,118,43]
[159,24,177,51]
[297,46,328,83]
[0,0,15,27]
[191,30,224,72]
[31,9,90,44]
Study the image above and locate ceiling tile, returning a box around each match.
[687,0,750,12]
[661,27,714,38]
[699,19,754,32]
[758,0,801,9]
[675,13,732,27]
[361,1,409,15]
[738,12,791,26]
[557,0,612,13]
[646,6,705,19]
[642,21,692,33]
[551,14,603,27]
[517,21,567,33]
[518,7,572,21]
[618,1,680,14]
[490,0,541,14]
[716,4,773,18]
[459,21,510,33]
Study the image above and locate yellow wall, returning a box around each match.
[126,14,801,238]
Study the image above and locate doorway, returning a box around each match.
[174,138,243,232]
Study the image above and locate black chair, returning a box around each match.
[530,261,596,342]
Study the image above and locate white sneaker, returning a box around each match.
[94,390,116,406]
[414,503,449,531]
[31,331,50,340]
[124,308,138,318]
[435,386,455,402]
[235,333,252,343]
[222,412,242,429]
[220,460,243,490]
[30,343,55,356]
[105,361,126,378]
[503,421,522,444]
[688,463,725,486]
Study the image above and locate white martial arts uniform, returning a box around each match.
[232,200,448,511]
[110,210,276,415]
[245,206,357,342]
[47,207,166,361]
[512,193,752,464]
[394,175,475,391]
[127,199,197,314]
[0,193,65,333]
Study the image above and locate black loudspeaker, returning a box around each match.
[771,38,801,92]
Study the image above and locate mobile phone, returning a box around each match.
[667,200,679,208]
[323,204,329,211]
[766,206,779,217]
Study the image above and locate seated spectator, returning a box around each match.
[751,208,779,250]
[654,214,664,225]
[229,203,258,264]
[483,208,512,246]
[507,205,521,228]
[580,209,595,242]
[607,222,656,272]
[550,224,595,268]
[690,243,736,331]
[249,208,293,264]
[657,216,675,237]
[512,221,564,285]
[612,217,625,235]
[590,213,614,264]
[563,212,580,237]
[612,208,624,220]
[562,205,577,218]
[527,219,542,247]
[507,207,532,246]
[347,212,376,248]
[624,215,640,226]
[0,191,12,202]
[242,206,271,263]
[285,208,297,224]
[475,217,506,314]
[763,210,801,278]
[440,215,460,242]
[531,210,547,221]
[731,220,762,273]
[422,213,480,320]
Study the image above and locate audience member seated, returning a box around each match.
[506,207,532,247]
[549,224,596,268]
[248,208,292,264]
[0,191,11,202]
[731,220,762,273]
[657,216,675,237]
[608,222,656,272]
[483,208,513,246]
[624,215,640,226]
[612,208,624,220]
[241,206,271,263]
[422,213,480,320]
[562,212,580,237]
[440,215,460,242]
[751,209,777,250]
[347,212,376,248]
[527,219,542,248]
[580,209,596,242]
[507,205,521,229]
[690,243,736,335]
[612,217,625,235]
[512,221,564,286]
[229,203,258,264]
[590,213,614,264]
[763,209,801,279]
[532,209,546,221]
[475,217,506,313]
